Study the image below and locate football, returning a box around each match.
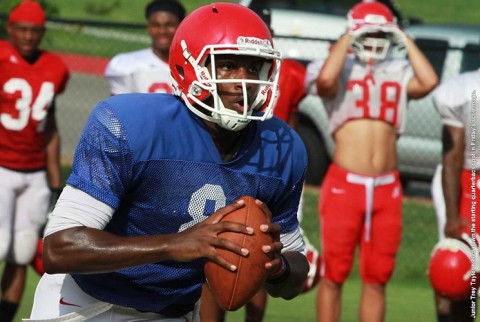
[204,195,273,311]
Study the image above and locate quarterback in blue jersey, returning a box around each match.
[27,3,309,322]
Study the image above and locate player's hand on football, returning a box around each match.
[254,200,284,275]
[171,199,253,271]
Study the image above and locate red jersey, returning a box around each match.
[274,59,306,123]
[0,40,69,170]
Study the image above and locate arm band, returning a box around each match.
[266,254,291,284]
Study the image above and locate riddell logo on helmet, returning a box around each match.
[237,37,272,49]
[261,85,271,95]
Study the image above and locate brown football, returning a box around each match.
[204,195,273,311]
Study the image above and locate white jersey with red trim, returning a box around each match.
[432,69,480,170]
[104,48,172,95]
[306,57,413,134]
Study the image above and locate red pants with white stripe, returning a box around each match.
[319,163,403,285]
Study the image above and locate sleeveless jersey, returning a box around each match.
[306,57,413,134]
[105,48,172,94]
[0,40,69,170]
[67,94,307,316]
[274,59,306,122]
[433,69,480,170]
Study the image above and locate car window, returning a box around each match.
[460,44,480,73]
[414,38,449,77]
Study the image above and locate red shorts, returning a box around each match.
[319,163,403,284]
[459,169,480,235]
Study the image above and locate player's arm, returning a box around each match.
[45,102,62,190]
[255,201,309,299]
[42,187,254,274]
[441,124,465,239]
[315,34,352,98]
[405,36,438,99]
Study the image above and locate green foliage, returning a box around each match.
[1,0,479,24]
[84,1,121,17]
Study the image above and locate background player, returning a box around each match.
[305,1,438,321]
[430,67,480,322]
[0,1,69,321]
[104,0,185,95]
[26,3,309,321]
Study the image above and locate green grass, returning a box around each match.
[1,0,479,25]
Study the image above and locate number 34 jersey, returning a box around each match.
[0,40,70,170]
[306,57,413,135]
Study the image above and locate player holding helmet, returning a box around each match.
[26,3,309,321]
[0,1,69,321]
[430,67,480,322]
[306,1,438,321]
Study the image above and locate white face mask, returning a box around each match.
[352,35,392,63]
[172,40,282,131]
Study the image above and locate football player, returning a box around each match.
[305,1,438,321]
[26,3,309,321]
[104,0,185,95]
[199,5,320,322]
[0,1,69,321]
[430,67,480,322]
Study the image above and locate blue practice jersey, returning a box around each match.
[67,93,307,316]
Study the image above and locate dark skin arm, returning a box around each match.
[44,198,308,299]
[45,106,62,190]
[255,201,309,300]
[43,200,253,273]
[264,251,309,299]
[441,125,466,239]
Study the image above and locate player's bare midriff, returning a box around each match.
[332,119,398,176]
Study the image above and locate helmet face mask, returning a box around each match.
[351,32,392,64]
[170,3,282,131]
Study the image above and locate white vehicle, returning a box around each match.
[240,0,480,185]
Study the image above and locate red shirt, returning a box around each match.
[274,59,306,123]
[0,40,69,170]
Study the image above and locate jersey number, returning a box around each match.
[1,78,54,131]
[179,184,226,232]
[347,80,401,124]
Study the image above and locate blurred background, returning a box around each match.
[1,1,479,321]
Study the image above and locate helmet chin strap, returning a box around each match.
[213,94,252,131]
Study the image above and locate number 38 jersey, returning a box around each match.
[306,57,413,134]
[0,40,69,170]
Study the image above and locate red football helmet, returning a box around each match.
[428,237,479,301]
[346,1,405,63]
[31,238,45,276]
[302,238,322,293]
[169,3,282,131]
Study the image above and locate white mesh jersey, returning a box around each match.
[432,69,480,170]
[104,48,172,94]
[306,57,414,134]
